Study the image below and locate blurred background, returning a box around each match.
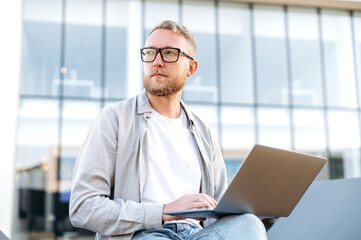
[2,0,361,239]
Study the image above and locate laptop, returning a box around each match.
[164,144,327,219]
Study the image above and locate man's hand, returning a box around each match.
[162,193,217,222]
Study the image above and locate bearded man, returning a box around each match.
[69,20,267,240]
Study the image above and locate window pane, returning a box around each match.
[288,7,324,107]
[182,1,218,103]
[354,12,361,108]
[321,10,357,108]
[293,109,328,179]
[61,101,100,147]
[104,100,118,108]
[328,110,361,179]
[254,5,288,105]
[225,160,244,184]
[188,104,219,140]
[14,99,59,235]
[126,0,144,98]
[221,106,255,151]
[258,107,291,149]
[63,0,103,98]
[221,106,255,183]
[145,0,179,35]
[48,100,100,233]
[293,109,326,151]
[104,0,129,99]
[21,0,62,97]
[219,2,254,104]
[60,100,100,202]
[17,99,59,167]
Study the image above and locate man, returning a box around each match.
[69,20,266,240]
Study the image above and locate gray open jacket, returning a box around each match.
[69,90,228,240]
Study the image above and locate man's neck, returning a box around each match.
[146,91,182,119]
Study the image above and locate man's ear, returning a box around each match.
[187,60,198,77]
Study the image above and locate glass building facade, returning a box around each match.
[14,0,361,239]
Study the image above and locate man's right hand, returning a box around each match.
[162,193,217,222]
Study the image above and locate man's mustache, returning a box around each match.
[150,69,168,77]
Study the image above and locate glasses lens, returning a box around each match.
[142,48,157,62]
[161,48,179,62]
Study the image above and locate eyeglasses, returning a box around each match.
[140,47,194,63]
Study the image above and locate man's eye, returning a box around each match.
[144,50,155,55]
[164,50,176,55]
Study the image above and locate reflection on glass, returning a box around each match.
[188,104,219,140]
[293,109,326,151]
[144,0,179,35]
[254,5,289,105]
[104,101,118,108]
[58,100,100,233]
[328,110,361,179]
[354,12,361,107]
[14,99,59,237]
[321,9,357,108]
[288,7,324,107]
[293,109,328,179]
[63,0,103,98]
[17,100,59,166]
[219,2,254,104]
[105,0,129,99]
[61,101,100,147]
[221,106,254,183]
[21,0,62,96]
[126,0,143,98]
[258,107,291,149]
[225,160,244,184]
[60,100,101,193]
[221,106,255,151]
[182,0,218,102]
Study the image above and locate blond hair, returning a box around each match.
[148,20,197,57]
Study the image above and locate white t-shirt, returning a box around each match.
[142,107,202,226]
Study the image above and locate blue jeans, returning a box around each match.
[132,214,267,240]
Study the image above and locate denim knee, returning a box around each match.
[191,214,267,240]
[221,214,267,239]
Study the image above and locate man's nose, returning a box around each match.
[153,52,164,67]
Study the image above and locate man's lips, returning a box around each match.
[151,72,167,77]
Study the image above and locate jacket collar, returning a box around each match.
[137,90,196,127]
[180,99,196,128]
[137,90,153,115]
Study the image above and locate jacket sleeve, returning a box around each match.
[69,108,163,236]
[211,134,228,203]
[203,130,228,228]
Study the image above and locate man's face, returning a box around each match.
[143,29,194,97]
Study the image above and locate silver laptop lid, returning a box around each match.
[215,144,327,217]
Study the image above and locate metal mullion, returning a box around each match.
[142,0,146,38]
[19,95,60,100]
[179,0,183,23]
[100,0,107,108]
[250,3,259,144]
[215,0,222,147]
[284,5,295,150]
[179,0,185,101]
[54,0,67,237]
[350,10,361,175]
[184,100,361,111]
[141,0,146,93]
[317,8,332,178]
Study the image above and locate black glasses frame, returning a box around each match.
[140,47,194,63]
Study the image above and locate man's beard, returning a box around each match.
[143,70,186,97]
